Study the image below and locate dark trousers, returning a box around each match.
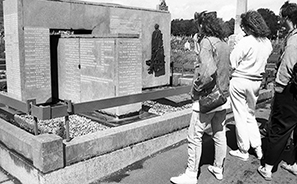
[264,83,297,166]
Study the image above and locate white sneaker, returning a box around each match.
[170,170,197,184]
[255,146,263,160]
[208,165,223,180]
[281,162,297,176]
[258,166,272,181]
[229,150,249,161]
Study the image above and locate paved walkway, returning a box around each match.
[98,101,297,184]
[0,167,20,184]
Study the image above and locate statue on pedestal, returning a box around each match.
[157,0,168,11]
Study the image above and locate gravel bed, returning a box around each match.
[143,100,192,115]
[14,114,110,138]
[12,99,193,139]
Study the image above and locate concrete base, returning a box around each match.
[0,128,187,184]
[0,89,273,184]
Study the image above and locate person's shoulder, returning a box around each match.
[242,35,255,41]
[287,32,297,47]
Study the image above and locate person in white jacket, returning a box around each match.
[229,10,272,161]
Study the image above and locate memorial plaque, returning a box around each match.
[58,36,142,115]
[115,39,142,114]
[117,39,142,95]
[80,39,115,102]
[23,27,51,103]
[58,38,80,102]
[4,13,22,99]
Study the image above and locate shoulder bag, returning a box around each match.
[196,37,227,113]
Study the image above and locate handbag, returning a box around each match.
[199,78,227,113]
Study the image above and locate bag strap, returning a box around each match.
[197,37,214,79]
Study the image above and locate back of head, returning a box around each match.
[199,11,225,40]
[240,10,270,38]
[280,1,297,25]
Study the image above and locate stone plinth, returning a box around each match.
[58,35,142,115]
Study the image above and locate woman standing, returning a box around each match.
[229,11,272,161]
[258,1,297,181]
[170,12,231,184]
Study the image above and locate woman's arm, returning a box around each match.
[192,38,217,92]
[230,37,249,70]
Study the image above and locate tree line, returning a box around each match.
[171,8,283,40]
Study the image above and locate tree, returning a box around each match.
[257,8,279,39]
[171,19,198,36]
[171,12,235,38]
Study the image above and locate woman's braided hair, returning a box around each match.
[240,10,270,38]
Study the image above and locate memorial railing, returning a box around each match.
[0,59,275,141]
[0,85,192,141]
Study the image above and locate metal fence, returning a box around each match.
[0,57,276,141]
[0,84,191,141]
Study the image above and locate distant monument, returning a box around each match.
[234,0,247,35]
[228,0,247,49]
[157,0,168,11]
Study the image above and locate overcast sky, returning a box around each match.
[81,0,295,21]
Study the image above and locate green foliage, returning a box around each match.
[171,36,197,73]
[172,8,282,40]
[171,16,235,38]
[171,19,198,36]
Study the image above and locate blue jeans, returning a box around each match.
[187,110,227,172]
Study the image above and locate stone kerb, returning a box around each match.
[64,108,192,165]
[0,118,33,160]
[0,118,64,173]
[32,134,64,173]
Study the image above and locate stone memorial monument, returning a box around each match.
[234,0,247,34]
[3,0,171,113]
[228,0,247,49]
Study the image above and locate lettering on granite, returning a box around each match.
[4,13,21,98]
[24,27,51,90]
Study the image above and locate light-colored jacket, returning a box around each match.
[275,29,297,92]
[230,35,272,81]
[192,36,231,112]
